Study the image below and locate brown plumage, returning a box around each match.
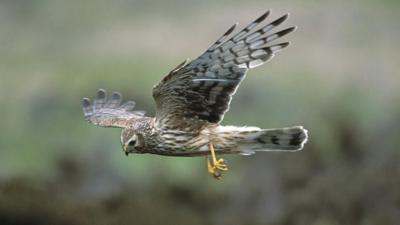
[82,10,308,178]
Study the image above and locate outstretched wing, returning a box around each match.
[153,10,296,128]
[82,89,145,128]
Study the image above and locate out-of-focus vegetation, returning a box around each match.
[1,0,399,224]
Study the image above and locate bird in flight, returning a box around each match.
[82,10,308,179]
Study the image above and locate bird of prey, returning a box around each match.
[82,10,308,179]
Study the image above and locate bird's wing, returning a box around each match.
[82,89,146,128]
[152,10,295,128]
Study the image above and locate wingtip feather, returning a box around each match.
[82,98,93,118]
[254,10,271,24]
[96,89,106,99]
[270,13,289,27]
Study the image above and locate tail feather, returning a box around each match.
[234,126,308,155]
[254,126,308,150]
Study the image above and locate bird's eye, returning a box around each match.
[128,140,136,146]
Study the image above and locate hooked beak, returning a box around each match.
[123,144,129,156]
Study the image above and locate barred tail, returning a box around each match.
[232,126,308,155]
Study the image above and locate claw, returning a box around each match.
[207,158,222,179]
[206,142,229,179]
[212,170,222,179]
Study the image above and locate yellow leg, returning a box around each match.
[207,142,228,179]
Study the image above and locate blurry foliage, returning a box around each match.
[0,0,399,225]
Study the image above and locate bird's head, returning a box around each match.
[121,129,145,156]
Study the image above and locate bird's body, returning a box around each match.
[118,116,306,157]
[82,10,308,178]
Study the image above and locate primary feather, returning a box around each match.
[82,89,145,128]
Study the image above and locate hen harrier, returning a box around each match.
[82,10,308,179]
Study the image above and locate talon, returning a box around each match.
[207,157,222,179]
[212,170,222,179]
[206,142,229,179]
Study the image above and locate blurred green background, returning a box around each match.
[1,0,399,224]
